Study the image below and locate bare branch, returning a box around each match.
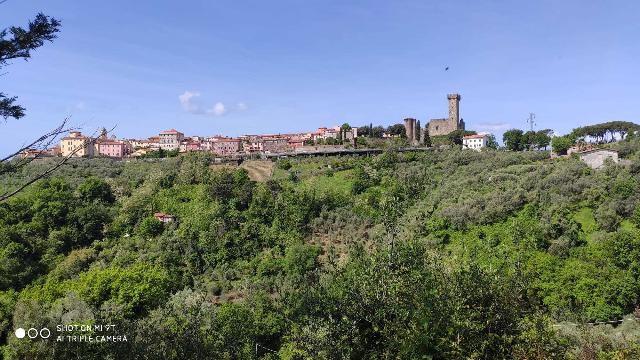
[1,118,72,162]
[0,124,117,202]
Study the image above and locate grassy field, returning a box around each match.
[574,207,598,234]
[300,168,355,196]
[240,160,275,182]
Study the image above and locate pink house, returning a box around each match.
[180,140,202,152]
[95,140,128,158]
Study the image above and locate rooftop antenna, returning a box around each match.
[526,113,536,131]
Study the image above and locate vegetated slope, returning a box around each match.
[240,160,274,182]
[1,142,639,359]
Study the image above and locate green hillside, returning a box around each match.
[1,139,640,359]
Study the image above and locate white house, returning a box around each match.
[463,134,490,150]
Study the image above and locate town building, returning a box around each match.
[463,134,490,150]
[342,127,358,143]
[159,129,184,151]
[18,148,53,159]
[288,136,306,149]
[428,93,465,136]
[262,136,289,153]
[179,139,202,152]
[49,145,61,157]
[210,137,242,155]
[95,140,129,158]
[60,131,94,157]
[312,127,340,142]
[93,129,130,158]
[240,136,265,153]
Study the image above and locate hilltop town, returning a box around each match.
[21,93,497,159]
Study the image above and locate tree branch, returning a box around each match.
[0,124,116,202]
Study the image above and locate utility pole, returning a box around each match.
[526,113,536,131]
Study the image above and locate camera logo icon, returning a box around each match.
[14,327,51,339]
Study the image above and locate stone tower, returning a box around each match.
[447,93,460,127]
[428,93,464,136]
[404,118,416,142]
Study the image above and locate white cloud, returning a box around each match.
[178,91,202,113]
[178,91,245,117]
[208,102,226,116]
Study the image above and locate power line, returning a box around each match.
[526,113,536,131]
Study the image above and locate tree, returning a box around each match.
[137,216,165,238]
[386,124,406,138]
[486,134,499,149]
[1,13,61,120]
[339,123,352,143]
[424,127,432,147]
[524,130,536,150]
[551,135,575,155]
[571,121,640,143]
[370,125,385,138]
[503,129,524,151]
[77,177,115,203]
[534,129,552,150]
[0,12,75,202]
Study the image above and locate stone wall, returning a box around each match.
[428,118,458,136]
[579,150,619,169]
[404,118,416,143]
[427,93,464,136]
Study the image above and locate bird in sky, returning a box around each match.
[445,66,449,71]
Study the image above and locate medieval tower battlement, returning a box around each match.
[447,93,460,125]
[427,93,465,137]
[404,93,465,143]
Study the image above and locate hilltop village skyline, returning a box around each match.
[23,93,498,158]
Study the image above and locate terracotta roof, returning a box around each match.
[463,134,488,139]
[97,140,124,145]
[160,129,181,134]
[578,148,618,155]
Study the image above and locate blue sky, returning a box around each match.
[1,0,639,154]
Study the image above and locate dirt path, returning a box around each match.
[240,160,274,182]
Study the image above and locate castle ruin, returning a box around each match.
[403,117,422,145]
[427,93,465,137]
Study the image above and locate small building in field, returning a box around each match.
[153,212,175,223]
[463,133,490,150]
[579,149,619,169]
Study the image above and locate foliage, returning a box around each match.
[571,121,640,143]
[504,129,525,151]
[1,137,640,358]
[1,13,61,120]
[551,135,576,155]
[486,134,499,149]
[386,123,406,138]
